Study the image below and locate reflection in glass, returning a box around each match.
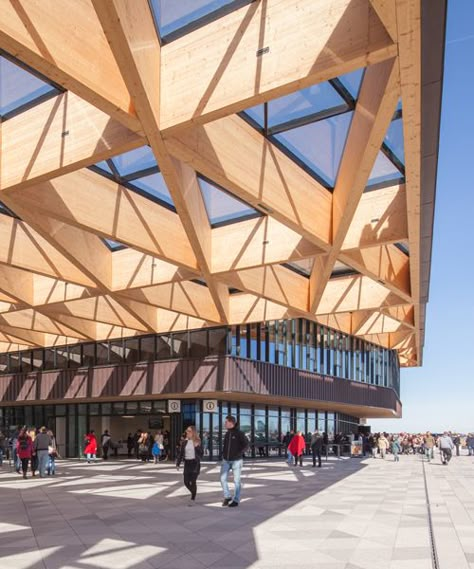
[199,177,259,226]
[111,146,156,176]
[367,150,403,187]
[152,0,237,38]
[274,112,353,186]
[0,55,58,116]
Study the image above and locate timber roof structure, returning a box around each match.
[0,0,445,367]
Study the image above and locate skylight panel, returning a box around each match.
[266,82,347,130]
[273,111,354,188]
[103,239,127,252]
[198,177,261,227]
[337,67,365,99]
[283,258,314,277]
[111,146,157,177]
[151,0,251,41]
[367,151,404,188]
[384,118,404,165]
[130,172,175,208]
[0,55,59,118]
[94,160,114,175]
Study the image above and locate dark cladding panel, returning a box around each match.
[0,355,399,415]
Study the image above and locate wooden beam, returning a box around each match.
[217,265,309,313]
[3,169,198,271]
[342,184,408,250]
[211,216,322,274]
[0,215,95,287]
[93,0,229,322]
[0,264,34,305]
[380,304,415,328]
[310,57,400,312]
[351,310,406,335]
[43,295,149,332]
[396,0,422,361]
[118,280,222,323]
[0,0,140,132]
[111,249,196,292]
[369,0,398,42]
[317,275,406,315]
[165,114,332,249]
[0,323,44,346]
[229,294,299,325]
[340,244,411,301]
[0,309,89,340]
[0,91,144,191]
[160,0,396,132]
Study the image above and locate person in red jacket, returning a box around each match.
[288,431,306,467]
[16,427,33,479]
[84,430,98,463]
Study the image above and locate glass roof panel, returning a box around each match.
[384,118,404,164]
[111,146,157,177]
[337,67,365,99]
[130,172,174,207]
[151,0,240,38]
[367,151,403,187]
[243,104,265,128]
[95,160,113,175]
[273,111,353,187]
[284,258,314,277]
[0,55,58,117]
[267,82,346,128]
[199,177,260,226]
[103,239,127,251]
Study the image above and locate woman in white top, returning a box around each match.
[176,426,203,505]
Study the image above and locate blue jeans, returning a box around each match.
[37,450,49,477]
[220,459,243,504]
[425,447,433,461]
[47,456,56,475]
[287,449,293,465]
[0,448,3,466]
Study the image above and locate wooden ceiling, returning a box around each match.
[0,0,439,367]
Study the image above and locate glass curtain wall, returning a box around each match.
[0,319,400,396]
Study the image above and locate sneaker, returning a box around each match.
[228,501,239,508]
[187,500,195,507]
[222,498,232,507]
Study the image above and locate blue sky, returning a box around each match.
[372,0,474,434]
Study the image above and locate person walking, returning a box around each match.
[283,430,294,466]
[176,426,203,506]
[16,428,33,479]
[84,430,97,463]
[127,433,134,458]
[438,432,454,465]
[391,436,401,462]
[424,432,435,462]
[34,427,52,477]
[220,416,248,508]
[378,434,389,459]
[288,431,306,467]
[452,433,461,457]
[0,430,6,467]
[138,431,151,462]
[310,430,323,468]
[101,430,112,460]
[47,430,58,476]
[29,428,39,477]
[467,433,474,456]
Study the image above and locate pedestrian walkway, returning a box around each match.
[0,453,472,568]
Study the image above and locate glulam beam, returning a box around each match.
[160,0,397,132]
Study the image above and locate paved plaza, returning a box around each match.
[0,453,473,569]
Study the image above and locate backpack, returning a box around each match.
[19,437,28,451]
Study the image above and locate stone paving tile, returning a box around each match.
[0,452,473,568]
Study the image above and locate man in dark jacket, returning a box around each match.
[220,416,248,508]
[310,431,323,468]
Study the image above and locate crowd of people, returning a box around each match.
[361,431,470,464]
[0,427,58,478]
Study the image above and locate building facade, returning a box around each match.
[0,319,400,458]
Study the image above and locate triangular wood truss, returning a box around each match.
[0,0,428,367]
